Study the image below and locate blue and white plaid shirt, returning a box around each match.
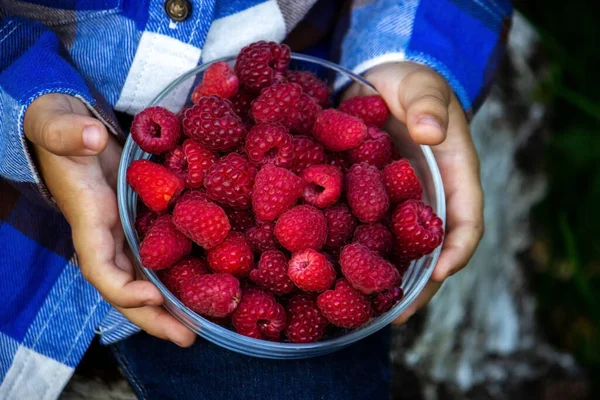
[0,0,511,398]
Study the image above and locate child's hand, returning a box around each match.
[345,63,484,324]
[24,94,196,347]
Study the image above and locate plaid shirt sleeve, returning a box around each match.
[0,15,120,205]
[336,0,512,117]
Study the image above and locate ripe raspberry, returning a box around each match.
[300,164,343,209]
[178,189,210,203]
[338,95,389,128]
[230,87,255,120]
[232,288,287,340]
[251,164,304,221]
[234,41,291,92]
[225,208,255,232]
[246,221,279,253]
[274,205,328,252]
[165,140,218,189]
[158,257,208,296]
[192,61,239,101]
[204,153,257,209]
[135,207,158,240]
[312,109,367,152]
[288,249,336,292]
[285,294,328,343]
[139,215,192,270]
[127,160,185,212]
[348,126,392,168]
[180,273,241,318]
[291,93,321,134]
[249,83,302,129]
[317,279,372,329]
[322,204,357,249]
[353,223,393,257]
[346,163,389,223]
[382,159,423,203]
[371,286,404,316]
[207,232,254,277]
[249,250,296,296]
[285,70,330,107]
[390,200,444,261]
[244,123,294,168]
[182,95,246,151]
[131,106,181,154]
[340,243,400,294]
[290,135,326,174]
[172,199,231,249]
[326,151,351,172]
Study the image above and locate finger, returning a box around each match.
[115,305,196,347]
[27,112,109,156]
[392,280,442,325]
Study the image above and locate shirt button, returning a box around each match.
[164,0,191,22]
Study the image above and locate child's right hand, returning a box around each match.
[24,94,196,347]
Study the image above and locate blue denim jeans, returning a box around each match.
[110,327,392,400]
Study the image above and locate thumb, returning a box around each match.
[367,64,452,145]
[25,95,109,156]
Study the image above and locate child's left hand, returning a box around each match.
[344,62,484,324]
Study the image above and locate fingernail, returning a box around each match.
[82,125,102,151]
[418,116,444,133]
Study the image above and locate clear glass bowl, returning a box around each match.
[117,54,445,359]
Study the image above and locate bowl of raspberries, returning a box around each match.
[117,41,445,358]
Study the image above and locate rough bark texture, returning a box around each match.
[61,13,590,400]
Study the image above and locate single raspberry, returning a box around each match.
[230,87,255,120]
[172,199,231,249]
[225,208,255,232]
[251,164,304,221]
[158,257,208,296]
[139,215,192,270]
[244,123,294,168]
[165,140,218,188]
[346,163,389,223]
[127,160,185,212]
[326,151,351,172]
[317,279,372,329]
[285,294,328,343]
[312,109,367,152]
[180,273,241,318]
[353,223,393,257]
[192,61,239,101]
[288,249,336,292]
[135,207,158,240]
[249,83,302,129]
[300,164,343,209]
[382,159,423,203]
[274,205,328,252]
[178,189,210,203]
[232,288,287,340]
[182,95,246,151]
[131,106,181,154]
[249,250,296,296]
[340,243,400,294]
[322,204,357,249]
[234,41,291,92]
[207,232,254,277]
[390,200,444,260]
[338,95,389,128]
[371,286,404,316]
[291,93,321,134]
[204,153,256,209]
[348,126,392,168]
[285,70,330,107]
[290,135,326,174]
[246,221,279,253]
